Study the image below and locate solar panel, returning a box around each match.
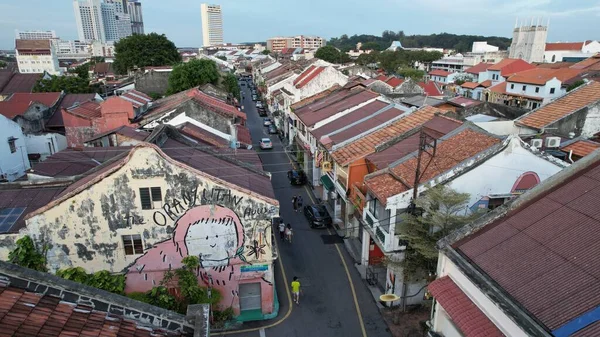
[0,207,26,233]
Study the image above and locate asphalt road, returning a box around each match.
[216,82,392,337]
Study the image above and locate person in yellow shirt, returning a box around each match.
[291,276,301,305]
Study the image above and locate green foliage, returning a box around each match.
[397,67,425,81]
[33,75,92,94]
[223,73,240,99]
[113,33,181,74]
[360,41,385,51]
[167,59,219,95]
[212,307,235,328]
[397,186,480,278]
[8,236,47,272]
[148,92,163,100]
[68,64,90,81]
[377,50,443,73]
[0,60,7,68]
[261,49,270,55]
[315,45,350,64]
[146,286,178,311]
[126,291,151,303]
[453,74,475,86]
[356,51,379,66]
[56,268,126,294]
[329,30,511,53]
[567,79,585,92]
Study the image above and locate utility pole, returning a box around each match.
[408,128,437,215]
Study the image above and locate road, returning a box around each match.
[215,82,392,337]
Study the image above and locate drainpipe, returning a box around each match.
[568,150,574,164]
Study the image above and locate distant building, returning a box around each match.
[101,1,132,42]
[15,30,57,41]
[127,0,144,34]
[471,41,499,53]
[15,39,61,75]
[200,4,224,47]
[266,35,325,53]
[544,41,600,63]
[508,18,548,63]
[73,0,132,42]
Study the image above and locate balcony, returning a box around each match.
[351,183,367,215]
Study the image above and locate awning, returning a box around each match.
[320,175,334,191]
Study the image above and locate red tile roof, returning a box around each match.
[480,80,493,88]
[570,54,600,70]
[508,68,582,85]
[456,155,600,331]
[429,69,451,77]
[187,89,246,119]
[366,127,500,201]
[296,66,326,88]
[386,77,404,87]
[235,124,252,145]
[0,92,62,118]
[561,140,600,158]
[448,96,481,107]
[488,58,536,77]
[331,106,444,166]
[516,81,600,129]
[419,81,443,96]
[66,100,102,118]
[0,283,183,336]
[461,82,480,89]
[101,96,135,119]
[465,62,493,75]
[428,277,505,337]
[545,42,585,51]
[120,89,153,108]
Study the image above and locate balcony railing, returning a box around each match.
[375,226,386,244]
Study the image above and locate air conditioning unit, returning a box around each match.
[530,139,543,148]
[545,136,561,148]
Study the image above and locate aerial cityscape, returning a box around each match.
[0,1,599,336]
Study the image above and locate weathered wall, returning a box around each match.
[368,81,393,94]
[25,133,68,160]
[15,103,52,134]
[1,146,278,315]
[393,79,424,95]
[546,104,596,138]
[0,114,30,181]
[135,71,171,96]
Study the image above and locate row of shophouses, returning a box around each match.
[253,55,600,311]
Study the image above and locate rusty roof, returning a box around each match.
[289,84,340,110]
[561,139,600,158]
[455,152,600,332]
[0,185,65,232]
[311,100,389,140]
[31,147,132,178]
[516,80,600,130]
[0,73,40,95]
[365,126,501,201]
[15,39,51,51]
[0,92,62,119]
[0,283,184,336]
[296,88,378,127]
[428,276,505,337]
[178,122,229,146]
[331,106,444,166]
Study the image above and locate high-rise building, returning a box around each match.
[267,35,326,53]
[127,0,144,34]
[508,18,548,63]
[73,0,132,43]
[15,30,58,41]
[106,0,127,13]
[200,4,223,47]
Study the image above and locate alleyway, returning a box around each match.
[213,84,392,337]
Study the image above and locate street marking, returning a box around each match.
[259,328,266,337]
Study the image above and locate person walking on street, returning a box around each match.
[285,224,293,243]
[278,219,286,240]
[292,196,298,212]
[297,196,303,211]
[291,277,301,305]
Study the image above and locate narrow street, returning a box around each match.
[215,83,392,337]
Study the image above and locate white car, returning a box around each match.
[256,101,263,108]
[260,138,272,150]
[263,118,272,126]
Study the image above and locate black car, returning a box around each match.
[268,124,277,134]
[252,95,258,101]
[304,204,332,228]
[257,107,267,116]
[287,170,307,185]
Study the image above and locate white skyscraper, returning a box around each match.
[127,0,144,34]
[73,0,132,43]
[200,4,223,47]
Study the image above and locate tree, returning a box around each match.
[453,73,475,86]
[8,236,47,272]
[34,75,92,94]
[166,59,219,95]
[360,41,384,51]
[397,186,480,278]
[315,45,341,63]
[113,33,181,74]
[223,72,240,99]
[68,64,90,80]
[0,60,6,68]
[397,67,425,80]
[261,49,270,55]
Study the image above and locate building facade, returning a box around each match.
[508,19,548,63]
[267,36,326,53]
[127,0,144,34]
[15,39,61,75]
[200,4,224,47]
[73,0,106,42]
[0,114,30,182]
[101,1,132,42]
[15,30,57,41]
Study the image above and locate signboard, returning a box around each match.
[240,264,269,273]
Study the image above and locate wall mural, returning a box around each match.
[125,205,273,310]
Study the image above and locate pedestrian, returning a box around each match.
[292,195,297,212]
[285,224,293,243]
[278,219,286,240]
[297,196,303,210]
[291,276,301,305]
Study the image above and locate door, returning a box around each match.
[239,283,262,311]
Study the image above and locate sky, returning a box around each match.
[1,0,600,49]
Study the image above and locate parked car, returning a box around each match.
[256,101,263,108]
[263,118,272,126]
[252,95,258,101]
[287,170,307,185]
[240,82,245,86]
[268,124,277,134]
[257,107,267,116]
[303,204,332,228]
[259,138,272,150]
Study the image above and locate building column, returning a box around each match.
[361,229,371,267]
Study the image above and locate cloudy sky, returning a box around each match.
[1,0,599,49]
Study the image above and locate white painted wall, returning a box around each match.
[505,78,564,102]
[580,104,600,138]
[474,121,520,135]
[285,66,348,101]
[0,115,30,181]
[25,133,67,161]
[582,41,600,53]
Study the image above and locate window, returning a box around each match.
[535,87,540,93]
[550,88,556,94]
[122,234,143,255]
[139,187,162,209]
[522,85,526,91]
[510,84,514,89]
[8,137,17,153]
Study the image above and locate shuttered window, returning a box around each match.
[139,188,151,209]
[139,187,162,209]
[122,234,143,255]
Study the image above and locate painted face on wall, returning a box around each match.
[173,205,244,268]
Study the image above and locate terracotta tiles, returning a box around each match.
[561,140,600,158]
[386,77,403,88]
[461,82,480,89]
[428,276,504,337]
[465,62,493,75]
[508,68,581,85]
[516,80,600,130]
[488,58,536,77]
[331,106,444,166]
[545,42,584,51]
[429,69,451,77]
